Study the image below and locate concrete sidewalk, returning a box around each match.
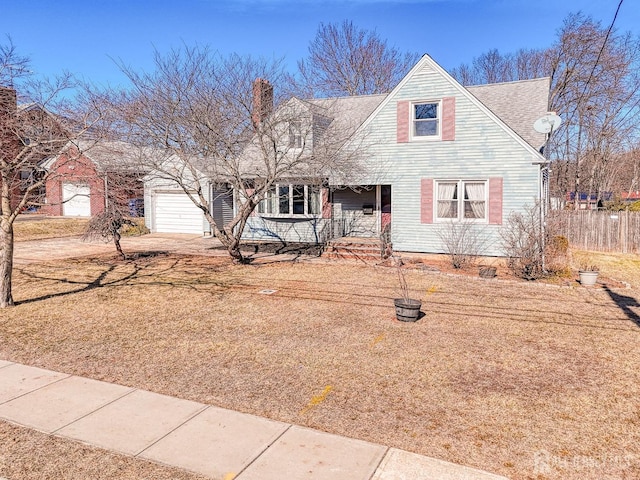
[0,360,509,480]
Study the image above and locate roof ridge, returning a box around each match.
[306,93,389,102]
[467,76,551,88]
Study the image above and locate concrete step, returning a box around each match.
[324,252,381,260]
[323,238,388,261]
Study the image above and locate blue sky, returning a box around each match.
[1,0,638,89]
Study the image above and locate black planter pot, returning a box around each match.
[394,298,422,322]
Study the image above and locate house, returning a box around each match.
[0,86,142,218]
[41,141,144,217]
[0,86,69,211]
[565,192,614,210]
[144,55,549,256]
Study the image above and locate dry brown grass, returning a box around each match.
[0,422,208,480]
[2,253,639,480]
[14,217,89,242]
[571,249,640,287]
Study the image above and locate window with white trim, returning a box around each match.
[289,120,302,148]
[436,180,486,221]
[257,184,320,216]
[413,101,440,138]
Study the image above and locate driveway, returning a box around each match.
[13,234,225,265]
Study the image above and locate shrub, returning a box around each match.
[437,220,486,269]
[501,205,545,280]
[121,219,150,236]
[545,235,570,275]
[629,200,640,212]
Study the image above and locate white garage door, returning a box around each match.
[154,192,205,234]
[62,183,91,217]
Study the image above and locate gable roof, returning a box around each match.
[304,94,387,138]
[467,77,550,149]
[43,140,148,173]
[327,55,549,156]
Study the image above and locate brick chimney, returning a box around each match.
[252,78,273,129]
[0,86,17,115]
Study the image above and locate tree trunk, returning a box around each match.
[205,198,257,264]
[113,230,126,260]
[0,219,15,308]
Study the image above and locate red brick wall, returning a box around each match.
[41,149,106,216]
[0,87,23,210]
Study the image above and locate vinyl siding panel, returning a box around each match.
[353,60,542,256]
[243,217,330,243]
[333,188,377,237]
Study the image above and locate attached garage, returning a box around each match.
[62,183,91,217]
[152,191,206,234]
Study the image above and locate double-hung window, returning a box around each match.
[413,101,440,138]
[258,184,320,216]
[289,120,302,148]
[436,180,486,221]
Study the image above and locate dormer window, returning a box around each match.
[397,98,454,143]
[289,120,302,148]
[413,102,440,137]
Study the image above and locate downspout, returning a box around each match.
[103,173,108,210]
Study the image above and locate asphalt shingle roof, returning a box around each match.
[302,76,550,150]
[467,77,550,149]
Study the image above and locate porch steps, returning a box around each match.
[323,238,387,262]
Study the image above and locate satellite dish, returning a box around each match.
[534,112,562,134]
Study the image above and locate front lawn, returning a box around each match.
[13,216,90,242]
[2,254,639,479]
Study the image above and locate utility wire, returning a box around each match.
[575,0,624,108]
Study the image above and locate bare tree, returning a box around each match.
[449,48,549,86]
[0,45,104,307]
[103,46,365,263]
[297,20,420,97]
[83,168,144,260]
[0,37,30,87]
[450,12,640,209]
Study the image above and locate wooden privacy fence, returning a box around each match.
[550,210,640,253]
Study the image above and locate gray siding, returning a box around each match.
[212,186,234,231]
[244,216,330,243]
[333,188,377,237]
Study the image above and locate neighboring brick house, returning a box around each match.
[1,86,68,212]
[41,142,144,217]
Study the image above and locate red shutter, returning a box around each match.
[441,97,455,141]
[397,101,410,143]
[321,188,331,219]
[421,178,434,224]
[488,177,503,225]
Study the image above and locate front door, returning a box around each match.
[380,185,391,233]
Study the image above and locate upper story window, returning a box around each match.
[289,120,302,148]
[436,180,486,221]
[413,102,440,138]
[258,184,320,217]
